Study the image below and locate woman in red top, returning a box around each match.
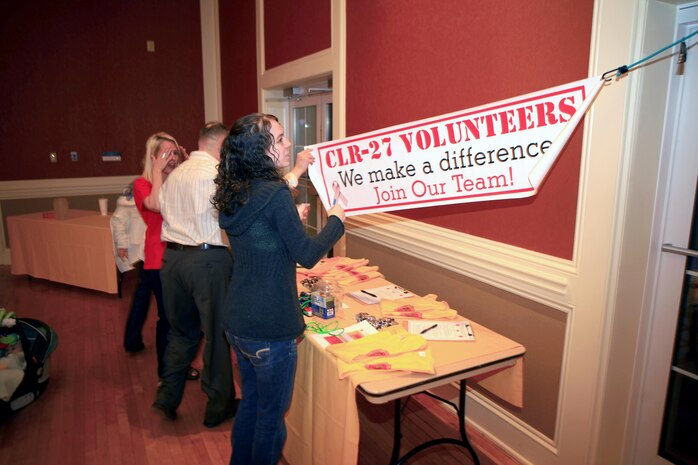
[124,132,198,380]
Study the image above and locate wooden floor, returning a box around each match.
[0,266,520,465]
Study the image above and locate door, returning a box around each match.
[659,194,698,464]
[290,91,333,237]
[632,4,698,464]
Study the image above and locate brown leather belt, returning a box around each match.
[166,242,226,251]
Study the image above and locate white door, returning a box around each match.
[631,4,698,464]
[290,91,333,164]
[290,91,333,236]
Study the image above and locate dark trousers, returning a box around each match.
[123,265,170,378]
[156,246,235,418]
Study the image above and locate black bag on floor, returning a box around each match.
[0,316,59,418]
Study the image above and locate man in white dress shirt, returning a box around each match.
[152,122,237,427]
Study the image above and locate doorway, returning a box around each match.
[289,88,333,237]
[631,4,698,463]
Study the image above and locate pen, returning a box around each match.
[420,323,438,335]
[360,289,378,298]
[465,323,474,337]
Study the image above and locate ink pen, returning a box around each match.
[360,289,378,298]
[420,323,438,335]
[465,323,474,337]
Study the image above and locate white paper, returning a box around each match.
[407,320,475,341]
[347,290,381,305]
[348,284,415,304]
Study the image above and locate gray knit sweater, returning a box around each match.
[219,180,344,341]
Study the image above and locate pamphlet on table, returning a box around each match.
[407,320,475,341]
[348,284,415,304]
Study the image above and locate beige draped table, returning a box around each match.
[7,210,118,294]
[283,277,525,465]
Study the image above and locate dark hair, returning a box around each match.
[212,113,285,214]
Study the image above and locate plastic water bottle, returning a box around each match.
[311,280,336,319]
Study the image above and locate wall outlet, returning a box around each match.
[70,151,78,161]
[147,40,155,52]
[49,152,58,163]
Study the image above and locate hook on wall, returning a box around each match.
[601,65,628,82]
[678,41,687,64]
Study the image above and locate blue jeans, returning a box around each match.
[226,334,297,465]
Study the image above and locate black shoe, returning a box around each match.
[124,342,145,353]
[151,402,177,421]
[186,367,201,381]
[203,399,239,428]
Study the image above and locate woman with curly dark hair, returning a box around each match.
[213,113,345,465]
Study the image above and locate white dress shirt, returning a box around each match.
[159,150,226,246]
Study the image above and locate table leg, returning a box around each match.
[389,380,480,465]
[390,399,403,464]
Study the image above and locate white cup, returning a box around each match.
[98,198,108,216]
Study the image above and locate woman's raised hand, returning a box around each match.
[328,202,345,222]
[154,149,174,172]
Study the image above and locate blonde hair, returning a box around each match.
[141,132,181,182]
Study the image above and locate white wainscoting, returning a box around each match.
[347,213,575,309]
[0,175,135,200]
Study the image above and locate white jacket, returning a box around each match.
[110,195,146,272]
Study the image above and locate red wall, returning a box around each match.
[263,0,331,70]
[346,0,594,259]
[220,0,259,125]
[3,1,595,258]
[0,1,205,181]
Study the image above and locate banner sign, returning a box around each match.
[307,76,603,217]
